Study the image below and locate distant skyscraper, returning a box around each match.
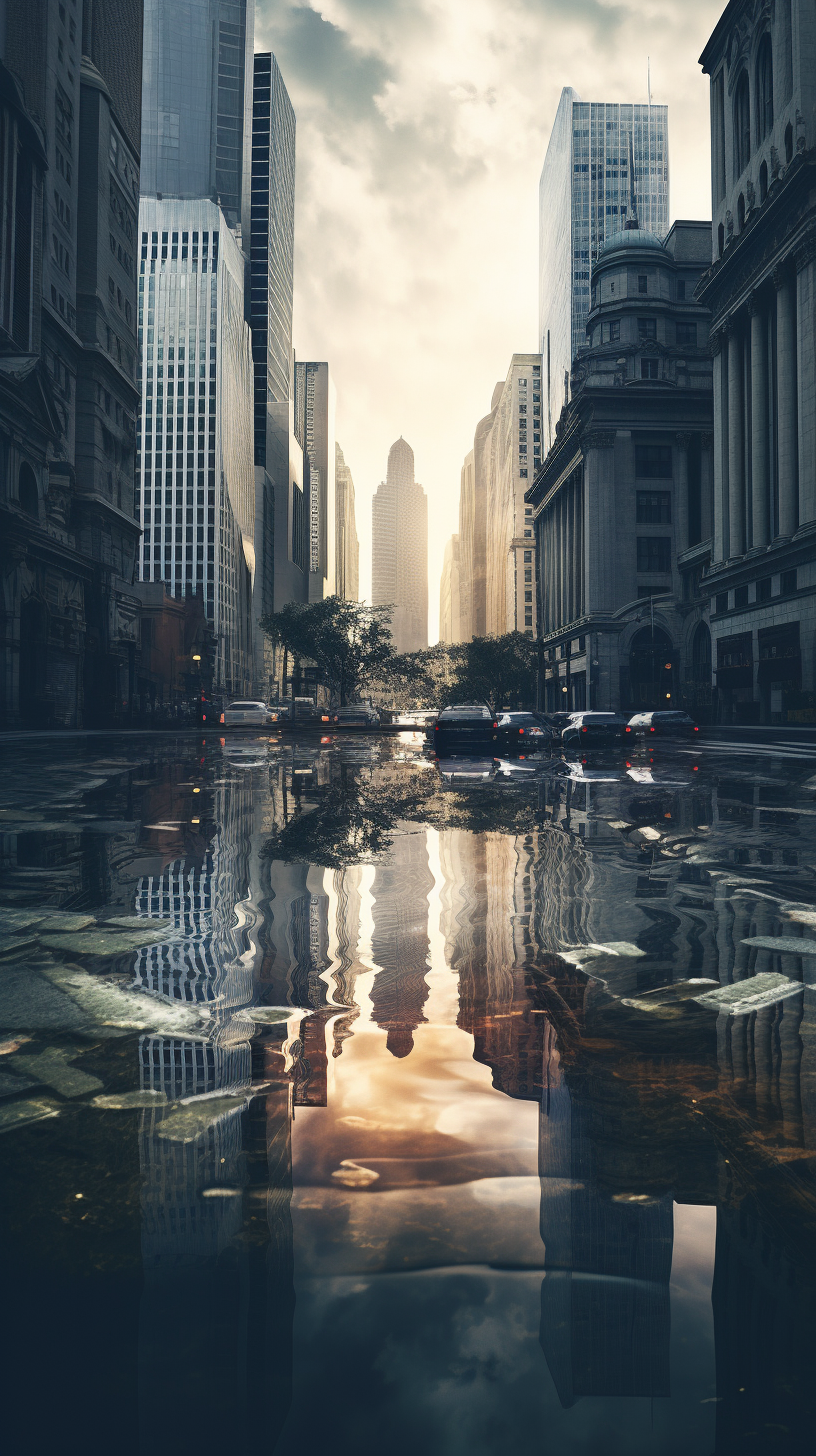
[140,0,255,229]
[539,87,669,449]
[294,361,336,600]
[372,437,428,652]
[335,443,359,601]
[483,355,542,637]
[439,534,461,643]
[136,198,255,695]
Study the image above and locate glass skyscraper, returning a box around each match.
[250,52,296,447]
[136,198,255,695]
[539,87,669,450]
[140,0,255,229]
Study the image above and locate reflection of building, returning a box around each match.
[334,443,359,602]
[136,198,255,696]
[698,2,816,726]
[538,1040,673,1405]
[372,437,428,652]
[539,88,669,452]
[528,222,714,714]
[370,829,433,1057]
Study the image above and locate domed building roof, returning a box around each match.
[599,226,667,258]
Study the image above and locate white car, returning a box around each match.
[223,700,274,727]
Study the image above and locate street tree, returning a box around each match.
[260,597,395,706]
[450,632,537,711]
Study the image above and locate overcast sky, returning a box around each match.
[255,0,723,640]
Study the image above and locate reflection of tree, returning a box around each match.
[260,762,544,870]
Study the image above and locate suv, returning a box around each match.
[561,712,629,747]
[433,704,498,749]
[223,700,274,727]
[627,710,698,738]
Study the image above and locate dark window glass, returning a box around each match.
[757,576,772,601]
[781,568,797,594]
[635,444,672,478]
[677,280,686,300]
[734,72,751,176]
[715,592,729,614]
[637,490,671,523]
[734,584,749,608]
[637,537,672,572]
[641,358,659,379]
[638,274,648,293]
[676,322,697,347]
[756,34,773,142]
[638,317,657,340]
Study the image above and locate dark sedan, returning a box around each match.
[626,710,699,738]
[433,705,499,750]
[561,712,630,747]
[496,712,558,751]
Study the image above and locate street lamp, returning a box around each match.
[192,654,201,662]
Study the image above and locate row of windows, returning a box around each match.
[598,320,697,346]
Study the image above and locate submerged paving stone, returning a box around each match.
[0,965,92,1032]
[38,914,96,932]
[741,936,816,956]
[10,1048,104,1099]
[91,1089,167,1110]
[693,972,804,1014]
[156,1093,249,1143]
[40,928,169,956]
[0,1098,59,1134]
[35,961,210,1035]
[0,934,40,959]
[101,917,175,933]
[0,1069,40,1098]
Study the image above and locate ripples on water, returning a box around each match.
[0,732,814,1455]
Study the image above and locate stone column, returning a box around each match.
[581,431,617,615]
[795,233,816,531]
[775,264,798,538]
[674,432,691,556]
[711,334,726,563]
[748,294,770,549]
[727,321,746,557]
[701,431,714,542]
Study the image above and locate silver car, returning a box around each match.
[223,700,274,727]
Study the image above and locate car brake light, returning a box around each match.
[649,727,655,733]
[493,722,498,729]
[322,715,329,722]
[625,727,631,733]
[582,727,588,733]
[694,726,698,732]
[202,714,206,723]
[219,713,225,724]
[519,727,524,734]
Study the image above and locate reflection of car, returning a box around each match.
[221,736,269,767]
[434,704,498,750]
[223,700,274,727]
[332,705,380,727]
[267,704,291,722]
[436,757,496,784]
[496,712,558,750]
[561,712,629,747]
[627,710,699,738]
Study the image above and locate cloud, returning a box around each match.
[255,0,724,637]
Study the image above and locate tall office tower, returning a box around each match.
[248,51,304,690]
[136,198,255,696]
[1,0,144,727]
[439,534,461,643]
[539,87,669,450]
[335,442,359,601]
[294,360,336,601]
[483,355,542,638]
[372,436,428,652]
[140,0,254,230]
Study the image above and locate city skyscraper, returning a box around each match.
[539,87,669,450]
[248,50,304,691]
[439,534,461,643]
[372,437,428,652]
[483,354,542,637]
[136,198,255,695]
[140,0,255,230]
[294,360,336,601]
[335,442,360,601]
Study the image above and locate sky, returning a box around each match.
[255,0,725,641]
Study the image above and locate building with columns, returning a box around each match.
[527,221,714,715]
[698,0,816,724]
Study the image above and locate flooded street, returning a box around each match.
[0,731,814,1456]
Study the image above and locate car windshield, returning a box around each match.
[579,714,620,723]
[229,702,265,710]
[439,707,491,720]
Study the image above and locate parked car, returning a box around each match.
[561,712,630,747]
[223,700,274,728]
[626,710,699,738]
[496,711,558,751]
[199,696,225,727]
[548,711,577,732]
[433,704,499,750]
[332,705,380,727]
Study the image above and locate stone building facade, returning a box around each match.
[1,2,144,728]
[698,0,816,724]
[527,222,714,715]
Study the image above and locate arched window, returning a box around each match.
[18,462,38,518]
[755,35,773,142]
[734,72,751,178]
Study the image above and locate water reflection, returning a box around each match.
[0,733,814,1454]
